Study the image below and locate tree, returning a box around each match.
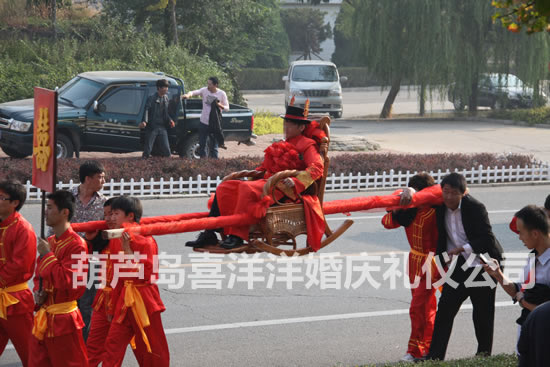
[281,7,332,60]
[492,0,550,33]
[103,0,283,68]
[146,0,178,45]
[340,0,455,118]
[337,0,550,117]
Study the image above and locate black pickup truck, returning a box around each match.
[0,71,255,158]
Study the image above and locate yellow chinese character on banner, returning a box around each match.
[33,107,50,172]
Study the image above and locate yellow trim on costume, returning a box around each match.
[53,237,74,256]
[0,282,29,319]
[32,300,78,340]
[122,281,152,353]
[38,254,57,274]
[296,170,314,188]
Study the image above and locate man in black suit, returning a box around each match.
[426,173,503,360]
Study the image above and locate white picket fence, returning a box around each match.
[24,163,550,199]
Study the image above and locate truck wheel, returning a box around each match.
[180,133,201,159]
[179,133,215,159]
[1,146,29,158]
[56,134,74,159]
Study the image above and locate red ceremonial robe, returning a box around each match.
[29,227,89,367]
[102,233,169,367]
[216,133,325,249]
[87,241,143,367]
[0,211,37,366]
[382,206,439,359]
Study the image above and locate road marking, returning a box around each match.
[1,301,516,351]
[165,301,515,335]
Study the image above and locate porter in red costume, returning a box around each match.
[29,190,89,367]
[0,181,37,366]
[102,196,169,367]
[186,102,325,250]
[382,173,440,362]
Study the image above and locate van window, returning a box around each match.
[291,65,338,82]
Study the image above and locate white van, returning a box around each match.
[282,60,347,118]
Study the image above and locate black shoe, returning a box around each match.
[220,144,228,150]
[185,230,218,248]
[220,235,244,249]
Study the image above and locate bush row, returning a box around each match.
[236,67,379,90]
[488,106,550,125]
[1,153,533,184]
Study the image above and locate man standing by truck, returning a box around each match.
[182,76,229,159]
[140,79,176,158]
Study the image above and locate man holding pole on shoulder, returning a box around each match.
[28,190,89,367]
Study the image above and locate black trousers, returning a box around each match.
[427,261,496,360]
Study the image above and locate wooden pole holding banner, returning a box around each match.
[32,87,57,291]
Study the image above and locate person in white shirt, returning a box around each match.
[426,173,503,361]
[182,77,229,158]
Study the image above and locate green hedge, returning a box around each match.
[236,66,378,90]
[488,106,550,125]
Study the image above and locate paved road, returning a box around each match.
[327,119,550,163]
[2,184,548,366]
[243,87,458,119]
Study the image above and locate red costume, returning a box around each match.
[102,234,169,367]
[382,206,439,359]
[0,211,37,366]
[87,240,142,367]
[29,227,89,367]
[216,133,325,248]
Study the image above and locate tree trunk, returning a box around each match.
[419,83,426,116]
[380,79,401,119]
[50,0,56,40]
[468,76,479,114]
[170,0,178,45]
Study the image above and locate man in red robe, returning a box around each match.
[382,173,440,362]
[0,181,37,366]
[102,196,169,367]
[186,104,324,249]
[29,190,89,367]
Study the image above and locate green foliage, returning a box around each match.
[0,17,230,103]
[493,0,550,33]
[236,68,286,90]
[252,110,283,135]
[281,7,332,60]
[337,0,550,114]
[103,0,287,69]
[489,106,550,124]
[332,3,362,67]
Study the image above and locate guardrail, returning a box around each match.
[24,163,550,199]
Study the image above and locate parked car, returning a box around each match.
[283,60,347,119]
[0,71,256,159]
[448,73,546,110]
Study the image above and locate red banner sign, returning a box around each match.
[32,87,57,193]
